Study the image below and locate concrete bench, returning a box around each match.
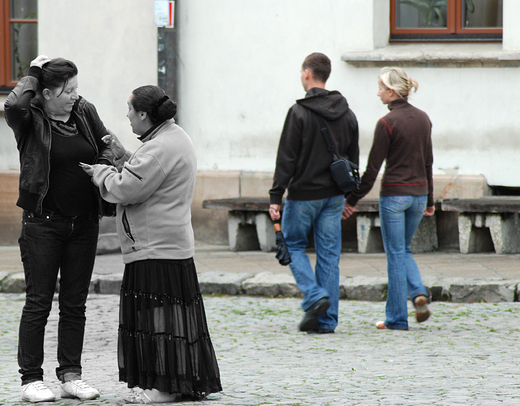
[441,197,520,254]
[202,197,438,253]
[202,198,276,251]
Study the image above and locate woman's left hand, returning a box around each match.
[102,129,126,160]
[424,206,435,216]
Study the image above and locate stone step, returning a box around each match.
[2,270,518,303]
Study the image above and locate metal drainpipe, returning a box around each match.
[158,0,179,123]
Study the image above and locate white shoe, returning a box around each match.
[21,381,56,402]
[60,379,100,400]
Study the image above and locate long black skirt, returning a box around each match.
[118,258,222,400]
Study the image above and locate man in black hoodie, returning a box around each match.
[269,53,359,334]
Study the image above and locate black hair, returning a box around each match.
[131,85,177,124]
[302,52,331,83]
[40,58,78,97]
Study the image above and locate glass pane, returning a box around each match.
[11,23,38,81]
[10,0,38,19]
[462,0,502,28]
[396,0,448,29]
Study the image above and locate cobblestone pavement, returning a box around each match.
[1,293,520,405]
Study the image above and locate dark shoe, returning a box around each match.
[306,328,335,334]
[414,295,430,323]
[299,298,330,332]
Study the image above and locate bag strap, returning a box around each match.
[314,113,338,160]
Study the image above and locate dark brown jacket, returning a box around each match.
[346,98,433,207]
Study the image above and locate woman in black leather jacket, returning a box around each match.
[5,55,111,403]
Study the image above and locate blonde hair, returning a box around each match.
[379,67,418,99]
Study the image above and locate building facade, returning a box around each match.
[1,0,518,245]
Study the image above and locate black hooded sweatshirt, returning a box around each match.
[270,87,359,205]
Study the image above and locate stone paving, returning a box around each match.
[2,245,520,404]
[1,293,520,406]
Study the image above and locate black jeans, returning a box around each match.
[17,210,99,385]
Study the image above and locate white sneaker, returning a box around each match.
[21,381,56,402]
[60,380,100,400]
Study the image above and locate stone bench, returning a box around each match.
[202,198,276,251]
[441,197,520,254]
[202,197,438,253]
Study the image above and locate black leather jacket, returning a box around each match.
[5,74,113,216]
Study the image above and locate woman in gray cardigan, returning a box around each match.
[82,85,222,403]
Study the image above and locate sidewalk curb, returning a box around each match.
[1,271,519,303]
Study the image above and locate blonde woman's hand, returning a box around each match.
[30,55,51,68]
[424,206,435,216]
[102,129,126,160]
[342,202,356,220]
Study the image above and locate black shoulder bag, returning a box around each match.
[315,113,360,193]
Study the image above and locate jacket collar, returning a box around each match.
[138,119,175,143]
[305,87,328,98]
[388,98,409,111]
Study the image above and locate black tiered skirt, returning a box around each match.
[118,258,222,400]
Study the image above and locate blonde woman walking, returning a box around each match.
[343,67,434,330]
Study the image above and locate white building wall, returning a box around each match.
[177,0,357,173]
[1,0,519,187]
[0,0,158,168]
[176,0,520,187]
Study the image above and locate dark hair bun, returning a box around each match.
[131,85,176,124]
[156,97,177,121]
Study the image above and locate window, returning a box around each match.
[390,0,503,42]
[1,0,38,89]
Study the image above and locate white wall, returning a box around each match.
[175,0,520,186]
[2,0,520,188]
[0,0,159,167]
[177,0,357,172]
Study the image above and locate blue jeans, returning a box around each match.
[379,195,429,330]
[17,210,99,385]
[281,196,344,331]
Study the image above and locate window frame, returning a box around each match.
[1,0,38,89]
[390,0,502,41]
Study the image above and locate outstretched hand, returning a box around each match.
[79,162,102,178]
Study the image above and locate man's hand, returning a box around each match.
[342,202,356,220]
[269,204,281,221]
